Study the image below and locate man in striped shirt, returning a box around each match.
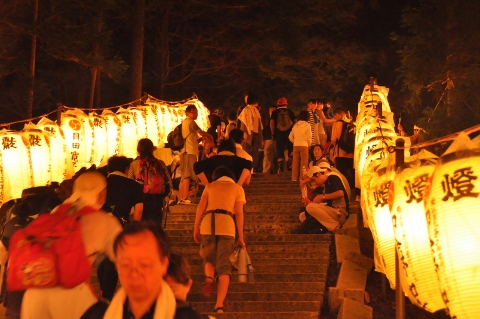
[307,99,320,146]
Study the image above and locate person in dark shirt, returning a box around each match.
[194,139,252,186]
[206,109,224,145]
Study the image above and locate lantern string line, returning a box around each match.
[388,122,480,151]
[0,94,200,128]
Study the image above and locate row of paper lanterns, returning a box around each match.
[0,97,210,203]
[354,83,480,318]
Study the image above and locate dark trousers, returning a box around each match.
[97,258,118,301]
[142,193,165,226]
[335,157,355,190]
[274,132,293,163]
[243,131,263,172]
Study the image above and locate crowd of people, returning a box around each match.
[0,94,426,319]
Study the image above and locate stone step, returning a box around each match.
[191,300,322,313]
[183,263,328,275]
[243,194,300,202]
[178,250,330,260]
[209,311,319,319]
[165,214,300,223]
[190,273,326,283]
[337,297,373,319]
[172,242,329,253]
[334,234,361,263]
[191,281,325,293]
[165,223,301,232]
[182,257,329,267]
[168,233,331,243]
[168,204,301,213]
[164,227,302,235]
[244,188,300,194]
[188,291,323,302]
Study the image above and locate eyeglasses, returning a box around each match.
[414,129,419,132]
[117,262,155,275]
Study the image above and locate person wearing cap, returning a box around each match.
[21,171,122,319]
[270,97,296,173]
[300,165,349,231]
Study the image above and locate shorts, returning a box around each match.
[200,235,235,276]
[180,153,198,181]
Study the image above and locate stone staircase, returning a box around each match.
[166,172,332,319]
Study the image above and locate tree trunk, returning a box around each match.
[88,67,97,109]
[130,0,145,104]
[27,0,39,118]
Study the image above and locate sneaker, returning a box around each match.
[178,198,195,205]
[213,307,224,313]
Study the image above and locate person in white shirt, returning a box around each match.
[289,110,312,182]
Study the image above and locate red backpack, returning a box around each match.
[7,204,95,291]
[137,158,166,194]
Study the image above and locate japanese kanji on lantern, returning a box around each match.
[89,112,108,167]
[22,123,52,187]
[0,130,34,201]
[37,117,74,183]
[424,132,480,319]
[390,150,444,313]
[61,111,87,169]
[116,107,138,159]
[368,158,397,288]
[102,110,123,158]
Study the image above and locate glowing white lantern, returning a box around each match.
[0,130,33,200]
[89,113,108,167]
[356,135,395,187]
[129,107,148,139]
[424,132,480,318]
[391,150,444,312]
[116,107,138,159]
[37,117,74,182]
[137,105,161,147]
[70,109,95,167]
[101,110,122,158]
[368,159,396,288]
[21,123,52,187]
[61,111,87,170]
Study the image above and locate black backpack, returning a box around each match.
[276,109,293,131]
[167,123,184,151]
[337,120,355,153]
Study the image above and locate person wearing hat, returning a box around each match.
[397,123,427,155]
[300,165,349,231]
[270,97,296,173]
[21,171,122,319]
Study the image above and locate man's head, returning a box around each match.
[333,107,347,120]
[307,99,317,111]
[114,221,171,304]
[68,171,107,209]
[277,97,288,107]
[227,110,237,122]
[165,252,192,302]
[185,105,198,120]
[246,93,259,106]
[108,155,131,174]
[413,125,424,136]
[229,128,244,144]
[298,110,310,122]
[307,164,331,185]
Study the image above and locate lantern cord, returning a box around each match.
[60,98,143,111]
[146,94,199,105]
[0,108,60,128]
[389,123,480,152]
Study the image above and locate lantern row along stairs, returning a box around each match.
[0,96,210,204]
[353,80,480,319]
[165,172,332,319]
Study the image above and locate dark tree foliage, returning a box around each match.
[394,0,480,137]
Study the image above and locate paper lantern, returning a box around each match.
[61,111,87,170]
[101,110,122,158]
[88,113,108,167]
[37,117,74,182]
[69,109,95,167]
[0,130,33,200]
[137,105,161,147]
[116,107,138,159]
[129,106,148,139]
[391,150,444,312]
[424,132,480,318]
[368,160,396,288]
[21,123,52,187]
[356,135,395,187]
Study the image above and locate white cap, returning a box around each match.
[65,171,107,209]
